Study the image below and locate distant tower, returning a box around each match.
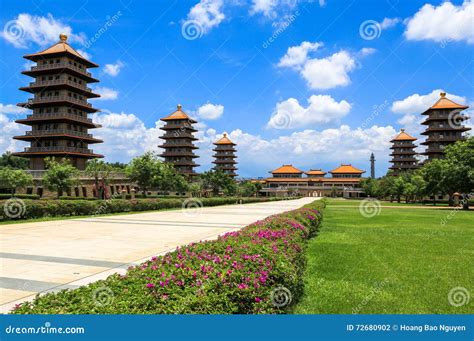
[389,129,419,176]
[212,133,238,178]
[159,104,199,175]
[421,92,470,161]
[12,33,103,170]
[370,153,375,179]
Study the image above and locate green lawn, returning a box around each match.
[294,199,474,314]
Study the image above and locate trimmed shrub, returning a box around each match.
[0,197,287,221]
[12,200,324,314]
[0,194,40,200]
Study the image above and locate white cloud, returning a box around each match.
[380,17,400,29]
[0,106,28,153]
[277,41,322,69]
[267,95,351,129]
[391,89,467,115]
[0,104,27,116]
[184,0,225,34]
[92,87,119,100]
[197,103,224,120]
[358,47,376,57]
[0,13,85,48]
[404,0,474,44]
[77,49,92,60]
[251,0,280,17]
[103,61,124,77]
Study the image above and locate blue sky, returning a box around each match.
[0,0,473,177]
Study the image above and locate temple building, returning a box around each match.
[421,92,470,161]
[12,33,103,170]
[389,129,419,175]
[258,164,365,197]
[212,133,237,178]
[159,104,199,175]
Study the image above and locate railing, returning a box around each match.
[30,63,92,77]
[29,79,92,92]
[24,146,93,154]
[29,96,92,107]
[24,113,94,124]
[25,129,93,138]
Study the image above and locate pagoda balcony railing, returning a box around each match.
[424,147,444,154]
[26,129,93,138]
[159,142,197,147]
[390,158,417,163]
[29,96,92,107]
[423,136,464,143]
[29,79,92,92]
[422,113,469,122]
[30,63,92,77]
[24,146,93,154]
[213,159,237,163]
[25,112,93,124]
[213,152,236,156]
[161,124,196,130]
[390,150,416,155]
[160,133,197,140]
[213,146,236,150]
[171,160,199,166]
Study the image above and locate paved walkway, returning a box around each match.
[0,197,316,312]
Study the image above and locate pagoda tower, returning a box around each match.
[389,129,419,175]
[212,133,237,178]
[421,92,470,161]
[159,104,199,175]
[12,33,103,170]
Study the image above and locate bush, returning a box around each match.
[0,197,286,221]
[0,193,40,200]
[12,200,324,314]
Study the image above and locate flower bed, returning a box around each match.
[12,200,325,314]
[0,197,287,221]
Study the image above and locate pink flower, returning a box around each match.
[255,297,262,303]
[238,283,248,289]
[146,283,155,288]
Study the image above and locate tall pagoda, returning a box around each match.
[212,133,237,178]
[12,33,103,170]
[421,92,470,161]
[159,104,199,175]
[389,129,418,175]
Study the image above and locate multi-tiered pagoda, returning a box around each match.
[389,129,419,175]
[159,104,199,175]
[12,33,103,170]
[421,92,470,161]
[212,133,237,178]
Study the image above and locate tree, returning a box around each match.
[200,170,236,196]
[42,158,79,198]
[125,152,160,196]
[85,159,114,199]
[421,158,448,206]
[376,176,395,201]
[390,176,405,203]
[238,181,258,197]
[153,162,189,193]
[360,177,379,198]
[0,152,29,169]
[0,168,33,195]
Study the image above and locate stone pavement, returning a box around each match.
[0,197,317,312]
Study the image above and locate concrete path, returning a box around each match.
[0,197,316,312]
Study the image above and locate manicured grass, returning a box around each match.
[294,199,474,314]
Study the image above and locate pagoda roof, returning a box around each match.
[422,92,469,114]
[270,164,304,174]
[391,129,417,142]
[305,169,326,175]
[214,133,235,145]
[161,104,197,123]
[24,33,98,68]
[329,164,365,174]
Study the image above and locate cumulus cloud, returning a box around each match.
[92,87,119,100]
[0,13,85,48]
[380,17,401,29]
[0,105,29,153]
[404,0,474,44]
[197,103,224,120]
[103,61,125,77]
[277,41,322,69]
[267,95,351,129]
[184,0,225,35]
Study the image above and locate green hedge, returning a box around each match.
[12,200,324,314]
[0,197,286,221]
[0,194,40,200]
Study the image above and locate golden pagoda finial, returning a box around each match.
[177,104,182,110]
[401,128,405,132]
[59,33,68,42]
[440,92,446,98]
[223,133,227,137]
